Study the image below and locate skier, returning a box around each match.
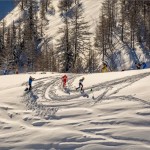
[28,76,34,91]
[141,62,147,69]
[15,68,18,74]
[61,74,68,88]
[101,63,110,73]
[76,77,84,92]
[3,69,7,75]
[135,62,141,69]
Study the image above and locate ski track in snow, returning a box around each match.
[0,72,150,150]
[24,73,150,116]
[20,73,150,150]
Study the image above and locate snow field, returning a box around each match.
[0,69,150,149]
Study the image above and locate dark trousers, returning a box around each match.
[76,83,83,91]
[29,84,32,91]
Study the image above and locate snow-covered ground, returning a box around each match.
[0,69,150,150]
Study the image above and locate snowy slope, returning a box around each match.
[43,0,103,43]
[111,31,150,71]
[2,0,103,41]
[0,69,150,150]
[2,3,23,27]
[1,0,150,70]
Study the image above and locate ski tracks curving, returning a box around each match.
[22,72,150,118]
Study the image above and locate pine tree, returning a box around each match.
[57,0,74,72]
[21,0,40,71]
[70,0,91,72]
[86,40,98,73]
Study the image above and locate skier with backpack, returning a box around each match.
[24,76,35,91]
[76,77,85,92]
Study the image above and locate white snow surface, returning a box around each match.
[0,70,150,150]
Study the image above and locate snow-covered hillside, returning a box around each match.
[0,69,150,149]
[2,3,22,27]
[3,0,103,40]
[43,0,103,41]
[2,0,150,71]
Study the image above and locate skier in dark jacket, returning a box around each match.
[76,77,85,92]
[135,62,141,69]
[29,76,34,91]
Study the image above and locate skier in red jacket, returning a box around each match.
[61,74,68,88]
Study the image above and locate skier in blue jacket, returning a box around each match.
[29,76,34,91]
[142,62,147,69]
